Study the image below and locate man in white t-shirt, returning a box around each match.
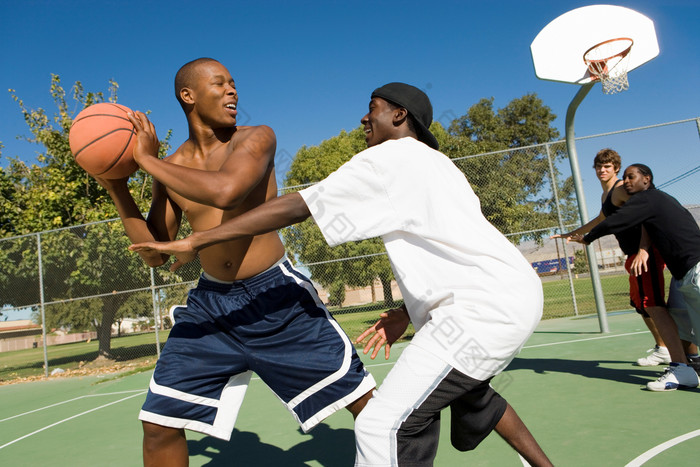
[131,83,552,466]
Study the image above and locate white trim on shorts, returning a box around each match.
[139,371,253,441]
[279,261,376,432]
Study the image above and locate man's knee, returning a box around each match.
[142,422,188,467]
[347,389,374,419]
[142,421,185,448]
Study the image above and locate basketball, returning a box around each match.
[69,103,139,179]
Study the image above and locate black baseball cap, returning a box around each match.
[371,82,439,150]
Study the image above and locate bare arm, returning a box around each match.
[130,192,311,270]
[97,176,181,267]
[127,111,276,210]
[551,211,605,243]
[554,182,629,242]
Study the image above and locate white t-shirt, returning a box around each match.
[299,137,542,379]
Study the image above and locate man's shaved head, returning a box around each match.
[174,57,219,107]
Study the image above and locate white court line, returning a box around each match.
[0,389,146,423]
[624,429,700,466]
[0,391,146,450]
[522,331,648,349]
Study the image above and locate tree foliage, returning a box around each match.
[445,94,577,241]
[0,76,174,358]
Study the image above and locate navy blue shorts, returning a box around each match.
[139,259,376,440]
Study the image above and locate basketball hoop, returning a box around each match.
[583,38,634,94]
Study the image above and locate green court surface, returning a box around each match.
[1,311,699,466]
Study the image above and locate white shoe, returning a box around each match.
[636,346,671,366]
[646,363,700,391]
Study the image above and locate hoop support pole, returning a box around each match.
[565,83,610,333]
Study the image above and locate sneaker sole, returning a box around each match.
[646,383,698,392]
[647,384,678,392]
[636,360,671,367]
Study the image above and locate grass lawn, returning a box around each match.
[0,331,168,382]
[542,273,629,318]
[541,269,673,318]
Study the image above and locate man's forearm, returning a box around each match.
[584,203,646,245]
[139,157,243,210]
[572,212,604,236]
[190,192,311,251]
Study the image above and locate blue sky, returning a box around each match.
[1,0,698,220]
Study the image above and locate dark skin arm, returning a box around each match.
[95,112,181,267]
[131,178,414,352]
[132,207,413,359]
[552,183,628,243]
[550,211,604,244]
[96,176,180,267]
[130,192,311,270]
[127,111,276,211]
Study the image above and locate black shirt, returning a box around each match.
[584,188,700,280]
[601,180,641,255]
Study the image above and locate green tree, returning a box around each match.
[446,94,577,242]
[0,75,176,358]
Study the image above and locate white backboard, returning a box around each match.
[531,5,659,84]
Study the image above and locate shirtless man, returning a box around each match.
[98,58,375,466]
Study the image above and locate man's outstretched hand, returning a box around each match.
[550,232,586,244]
[129,238,197,271]
[355,305,410,360]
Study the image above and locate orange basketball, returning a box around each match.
[69,103,139,179]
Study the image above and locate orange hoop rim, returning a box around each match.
[583,37,634,68]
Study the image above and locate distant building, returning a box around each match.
[0,319,42,352]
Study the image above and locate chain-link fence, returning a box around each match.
[1,117,698,381]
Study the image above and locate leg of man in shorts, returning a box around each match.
[627,248,689,366]
[354,344,550,467]
[667,278,700,373]
[675,263,700,363]
[140,259,376,463]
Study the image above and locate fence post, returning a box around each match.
[150,267,161,357]
[36,233,49,377]
[545,143,579,316]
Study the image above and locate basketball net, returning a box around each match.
[583,38,634,94]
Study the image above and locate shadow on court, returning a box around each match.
[507,357,668,386]
[187,424,355,466]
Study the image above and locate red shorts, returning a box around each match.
[624,247,666,313]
